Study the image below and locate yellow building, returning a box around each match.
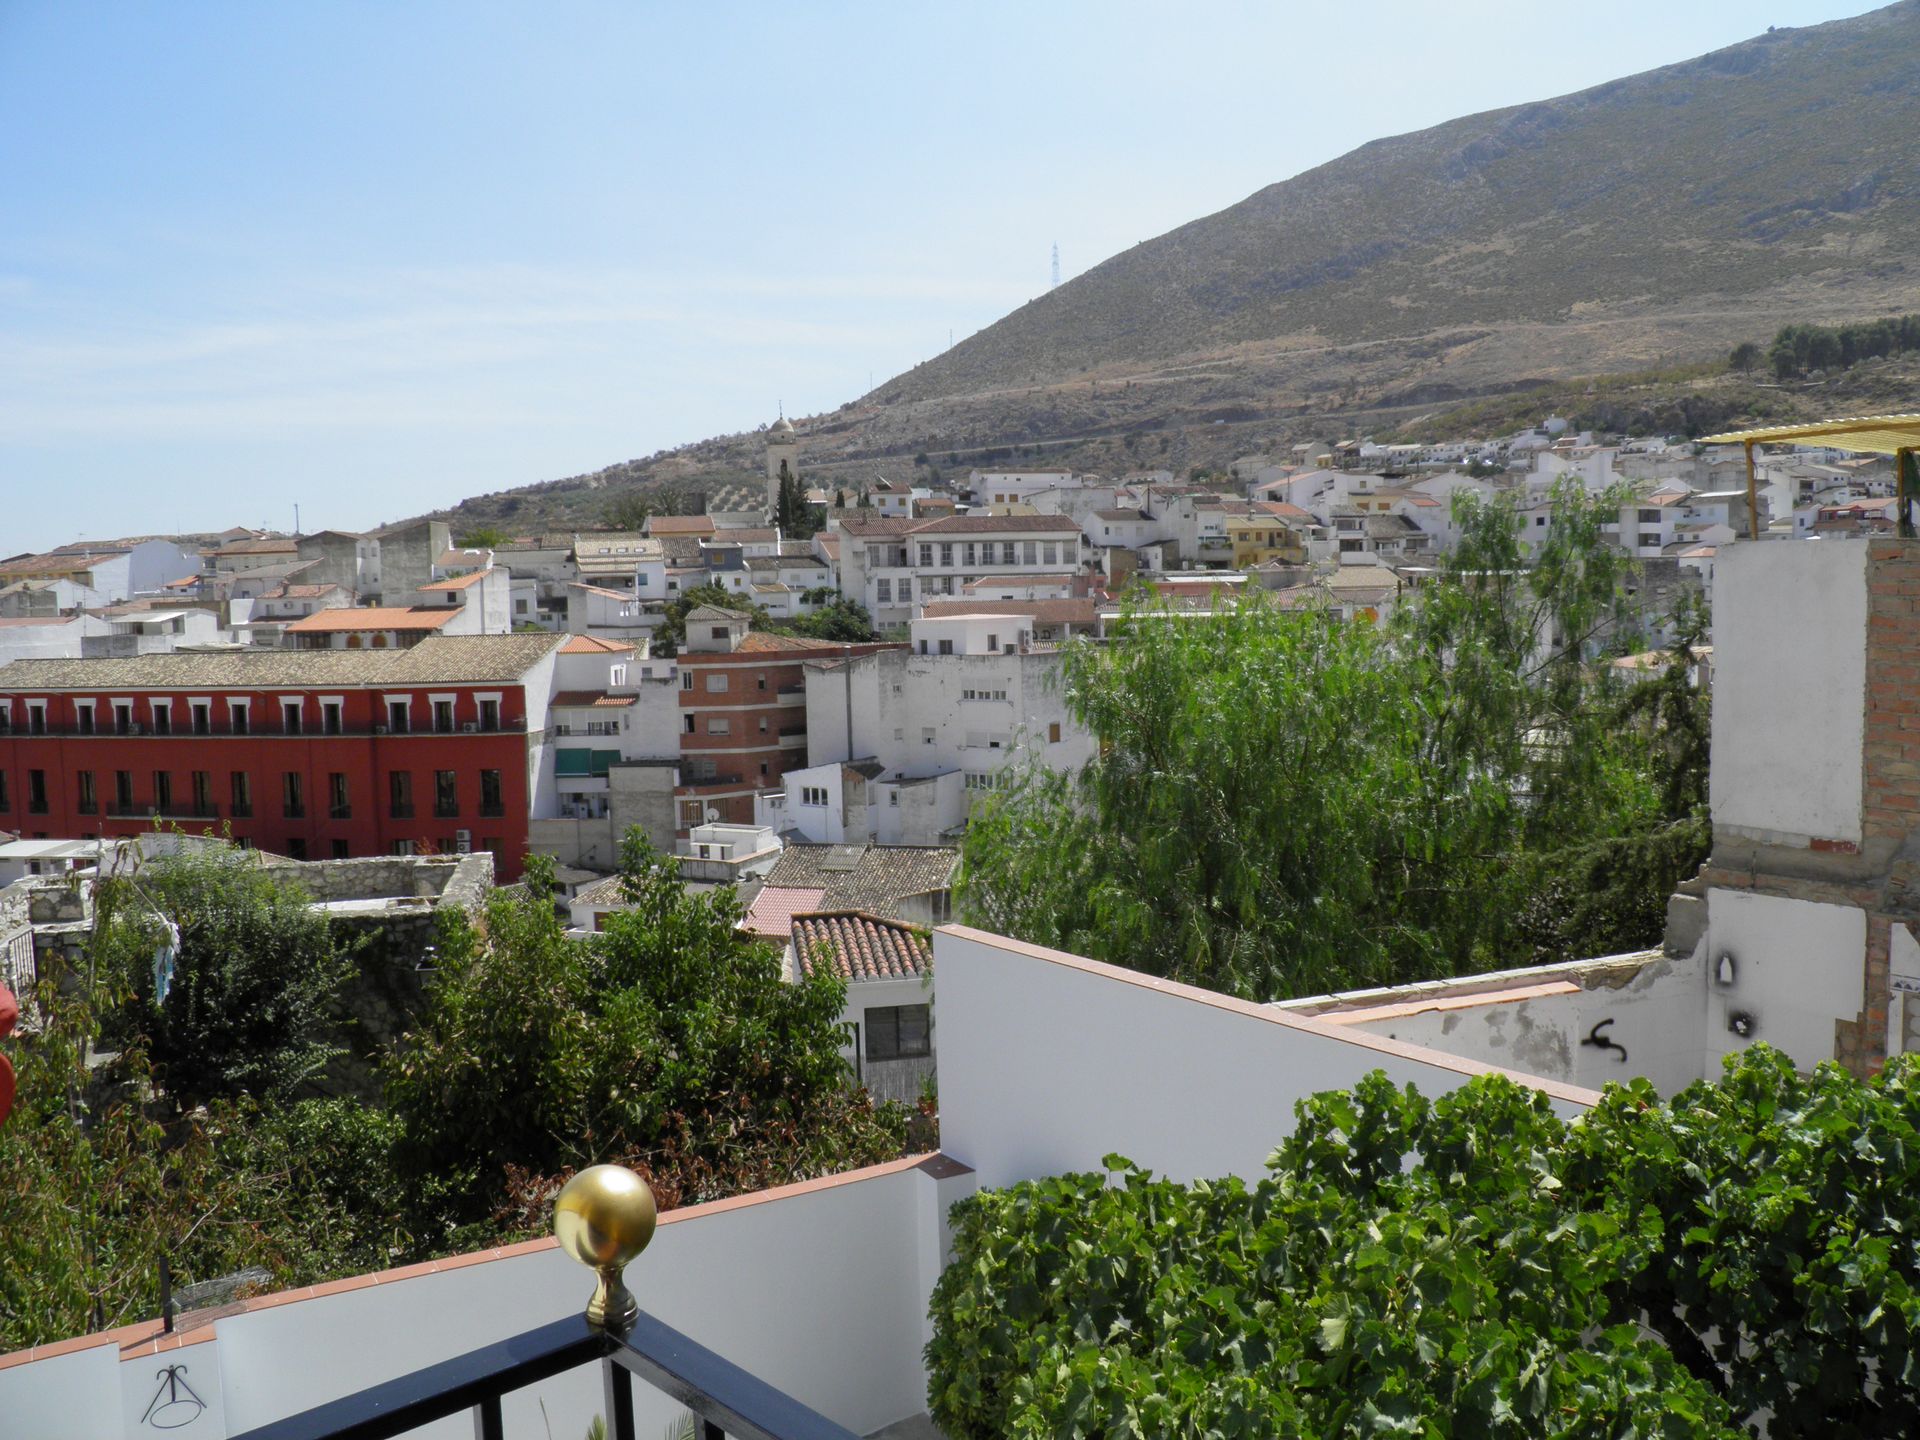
[1228,514,1304,567]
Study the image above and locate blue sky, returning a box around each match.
[0,0,1876,550]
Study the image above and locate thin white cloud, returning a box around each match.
[0,260,1010,442]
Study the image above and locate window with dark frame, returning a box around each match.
[864,1004,931,1062]
[191,771,211,815]
[433,700,454,733]
[230,771,251,817]
[115,770,133,811]
[322,701,342,734]
[479,769,503,817]
[231,702,249,735]
[479,698,500,731]
[434,769,458,818]
[76,770,95,814]
[388,700,409,733]
[329,772,350,819]
[151,703,171,735]
[192,702,210,735]
[153,771,172,812]
[282,771,304,818]
[282,700,302,735]
[389,770,414,818]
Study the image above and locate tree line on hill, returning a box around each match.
[1731,312,1920,380]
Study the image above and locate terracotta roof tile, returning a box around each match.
[762,844,956,915]
[791,910,931,982]
[741,886,829,939]
[559,634,635,653]
[918,599,1096,626]
[414,569,492,592]
[0,633,566,689]
[283,606,456,633]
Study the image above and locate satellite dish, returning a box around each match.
[704,807,719,824]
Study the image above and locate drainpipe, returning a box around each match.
[1743,442,1761,541]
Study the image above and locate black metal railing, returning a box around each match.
[226,1309,858,1440]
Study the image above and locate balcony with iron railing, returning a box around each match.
[0,718,527,740]
[227,1166,874,1440]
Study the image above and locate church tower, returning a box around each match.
[765,415,798,520]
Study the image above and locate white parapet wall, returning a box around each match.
[932,925,1601,1193]
[1275,949,1710,1097]
[0,1154,971,1440]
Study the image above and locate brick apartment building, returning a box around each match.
[674,606,902,833]
[0,633,565,878]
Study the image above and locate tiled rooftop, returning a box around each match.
[741,885,830,939]
[762,844,957,915]
[0,632,567,688]
[283,606,456,633]
[792,910,932,982]
[917,599,1097,626]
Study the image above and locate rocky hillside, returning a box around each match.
[427,3,1920,535]
[883,2,1920,403]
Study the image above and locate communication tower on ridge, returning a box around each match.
[1051,242,1060,290]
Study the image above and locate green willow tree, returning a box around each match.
[959,481,1706,1000]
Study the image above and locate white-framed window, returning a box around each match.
[681,671,694,690]
[706,672,729,692]
[876,578,891,604]
[707,717,730,736]
[800,786,829,807]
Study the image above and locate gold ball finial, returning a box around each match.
[554,1164,657,1331]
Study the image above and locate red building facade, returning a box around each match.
[0,636,563,878]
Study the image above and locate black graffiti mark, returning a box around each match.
[1580,1018,1629,1064]
[141,1363,206,1430]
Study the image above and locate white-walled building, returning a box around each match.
[764,611,1093,844]
[835,514,1085,628]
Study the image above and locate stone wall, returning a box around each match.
[253,852,495,1097]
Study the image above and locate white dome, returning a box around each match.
[769,416,795,436]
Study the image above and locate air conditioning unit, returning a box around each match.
[129,723,144,735]
[454,829,472,854]
[374,724,388,735]
[460,722,478,733]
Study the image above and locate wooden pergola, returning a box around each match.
[1699,413,1920,540]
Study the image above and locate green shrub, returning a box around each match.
[928,1048,1920,1437]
